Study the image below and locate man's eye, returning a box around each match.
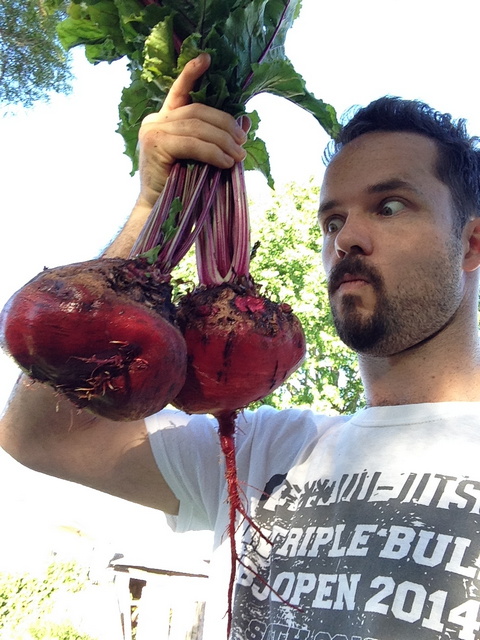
[380,200,405,216]
[325,216,344,233]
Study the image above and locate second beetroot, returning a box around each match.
[174,282,305,415]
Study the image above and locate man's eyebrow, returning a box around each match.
[366,178,422,195]
[318,199,338,216]
[318,178,422,216]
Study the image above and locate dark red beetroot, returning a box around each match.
[174,164,306,417]
[174,282,306,415]
[0,257,187,421]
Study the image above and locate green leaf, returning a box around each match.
[84,39,122,63]
[67,2,87,19]
[141,245,161,265]
[289,93,341,140]
[56,16,111,49]
[161,196,184,243]
[57,0,339,171]
[244,137,273,188]
[87,0,119,29]
[240,109,274,186]
[117,74,158,172]
[243,59,339,138]
[243,59,304,100]
[141,17,177,88]
[175,33,204,71]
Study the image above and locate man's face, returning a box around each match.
[319,131,466,357]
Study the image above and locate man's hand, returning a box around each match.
[137,53,250,210]
[105,53,250,258]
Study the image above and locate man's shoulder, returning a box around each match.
[242,404,350,426]
[237,405,350,448]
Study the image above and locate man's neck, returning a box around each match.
[358,317,480,407]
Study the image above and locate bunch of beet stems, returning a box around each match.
[130,161,221,262]
[134,158,305,635]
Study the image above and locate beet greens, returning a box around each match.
[56,0,339,179]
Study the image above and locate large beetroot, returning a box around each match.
[174,282,305,415]
[0,257,186,421]
[174,163,306,415]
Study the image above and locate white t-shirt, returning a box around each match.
[147,402,480,640]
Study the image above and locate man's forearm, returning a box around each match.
[102,198,153,258]
[0,374,176,512]
[0,375,98,474]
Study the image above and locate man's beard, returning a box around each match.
[332,291,390,353]
[327,249,462,357]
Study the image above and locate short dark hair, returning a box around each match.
[325,96,480,230]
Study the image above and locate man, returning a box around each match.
[2,54,480,639]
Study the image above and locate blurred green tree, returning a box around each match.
[0,0,73,108]
[0,560,96,640]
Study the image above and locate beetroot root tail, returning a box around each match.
[217,410,274,637]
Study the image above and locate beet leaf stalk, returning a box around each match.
[130,161,221,268]
[172,159,306,635]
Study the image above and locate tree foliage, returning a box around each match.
[0,560,95,640]
[250,181,364,415]
[0,0,73,108]
[173,179,365,416]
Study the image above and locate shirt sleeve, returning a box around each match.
[145,405,334,535]
[145,408,224,532]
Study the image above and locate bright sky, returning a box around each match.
[1,0,480,563]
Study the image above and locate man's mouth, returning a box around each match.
[336,273,370,293]
[327,257,382,298]
[331,273,371,293]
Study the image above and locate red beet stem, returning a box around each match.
[218,408,303,636]
[196,161,251,286]
[130,161,222,273]
[218,410,274,637]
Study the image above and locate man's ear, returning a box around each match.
[463,217,480,272]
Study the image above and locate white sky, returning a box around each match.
[1,0,480,563]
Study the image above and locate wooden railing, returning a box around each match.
[111,563,209,640]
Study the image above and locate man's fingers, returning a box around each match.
[141,102,247,156]
[162,53,211,112]
[140,114,247,167]
[137,52,248,205]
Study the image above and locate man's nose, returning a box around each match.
[334,215,374,259]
